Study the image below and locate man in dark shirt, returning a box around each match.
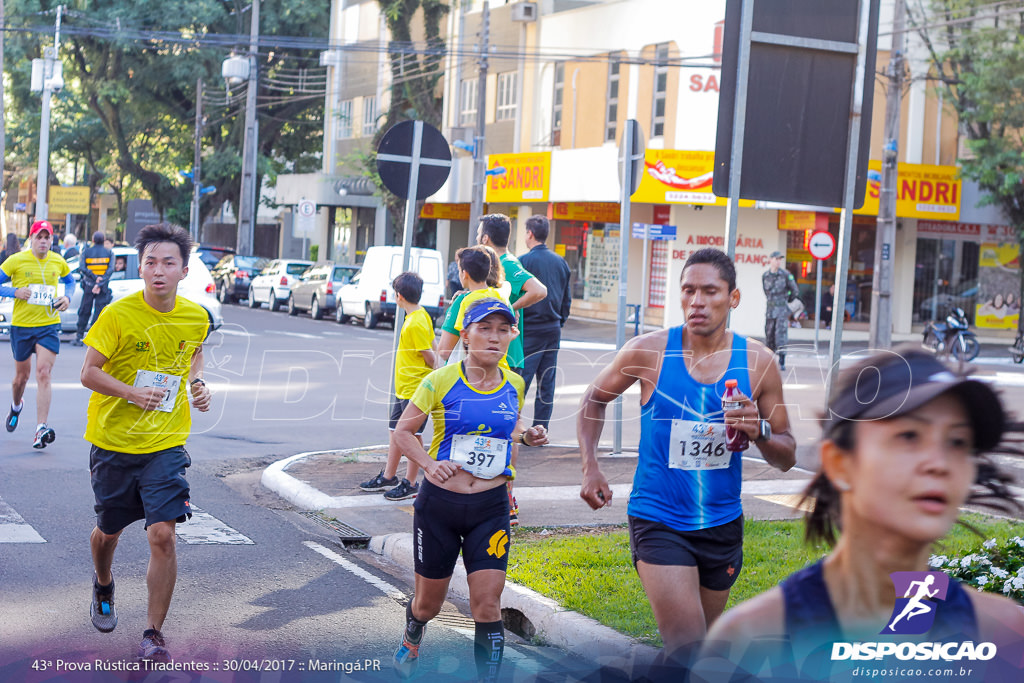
[518,215,572,430]
[72,231,114,347]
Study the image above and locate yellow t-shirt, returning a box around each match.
[1,250,71,327]
[395,307,435,399]
[453,287,511,332]
[83,291,211,454]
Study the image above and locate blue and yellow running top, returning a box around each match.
[411,362,525,479]
[628,326,751,531]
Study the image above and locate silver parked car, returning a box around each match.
[287,262,360,319]
[0,246,224,335]
[247,259,313,312]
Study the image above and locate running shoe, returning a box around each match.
[359,468,399,492]
[6,404,21,432]
[393,628,423,679]
[90,575,117,633]
[138,629,171,662]
[33,425,56,449]
[384,478,419,501]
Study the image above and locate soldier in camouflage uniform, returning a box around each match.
[762,250,800,370]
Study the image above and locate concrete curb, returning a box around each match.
[368,533,659,668]
[263,449,659,668]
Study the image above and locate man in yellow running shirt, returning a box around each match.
[0,220,75,448]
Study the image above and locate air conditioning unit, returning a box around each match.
[511,2,538,22]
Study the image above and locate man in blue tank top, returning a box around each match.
[577,247,797,666]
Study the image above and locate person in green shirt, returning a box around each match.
[476,214,547,373]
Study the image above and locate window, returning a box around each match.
[605,58,620,142]
[652,44,669,138]
[552,62,564,145]
[362,96,377,136]
[459,79,478,127]
[336,99,353,139]
[496,72,517,121]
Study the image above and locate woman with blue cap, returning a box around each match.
[390,298,548,681]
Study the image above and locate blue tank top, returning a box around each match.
[782,560,978,643]
[628,327,750,531]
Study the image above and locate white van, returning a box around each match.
[336,246,446,328]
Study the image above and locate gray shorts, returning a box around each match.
[90,444,192,534]
[390,395,426,434]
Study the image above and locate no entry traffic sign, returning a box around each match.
[808,231,836,260]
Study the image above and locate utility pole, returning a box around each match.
[467,1,490,245]
[34,5,64,222]
[236,0,260,255]
[191,78,204,243]
[869,0,905,350]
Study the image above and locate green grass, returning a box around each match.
[506,514,1022,647]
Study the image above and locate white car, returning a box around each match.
[336,246,446,328]
[0,246,224,335]
[247,259,313,312]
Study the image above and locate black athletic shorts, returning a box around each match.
[628,514,744,591]
[90,444,193,535]
[412,479,511,579]
[390,395,426,434]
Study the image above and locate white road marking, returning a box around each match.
[0,498,45,543]
[304,540,405,602]
[175,505,254,545]
[272,331,324,340]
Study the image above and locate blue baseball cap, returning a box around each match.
[462,298,516,328]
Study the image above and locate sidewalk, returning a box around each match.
[261,444,815,668]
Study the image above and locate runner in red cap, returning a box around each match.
[0,220,76,447]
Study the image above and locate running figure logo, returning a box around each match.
[882,571,949,635]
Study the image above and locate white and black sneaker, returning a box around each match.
[90,575,117,633]
[33,425,56,449]
[384,478,419,501]
[360,469,399,492]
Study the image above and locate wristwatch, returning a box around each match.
[756,419,772,442]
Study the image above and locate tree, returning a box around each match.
[361,0,449,244]
[910,0,1024,334]
[3,0,328,230]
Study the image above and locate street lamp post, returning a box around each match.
[32,5,65,222]
[234,0,260,255]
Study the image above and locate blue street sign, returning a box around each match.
[631,223,677,241]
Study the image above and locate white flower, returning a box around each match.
[1015,537,1024,549]
[977,575,990,587]
[992,567,1009,579]
[1013,576,1024,591]
[1017,567,1024,578]
[983,539,998,550]
[929,555,948,568]
[948,557,960,568]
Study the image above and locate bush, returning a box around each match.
[930,536,1024,603]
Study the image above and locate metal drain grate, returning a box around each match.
[300,511,371,544]
[433,611,476,632]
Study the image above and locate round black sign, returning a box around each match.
[376,121,452,200]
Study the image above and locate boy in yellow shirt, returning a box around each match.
[360,272,437,500]
[80,223,212,663]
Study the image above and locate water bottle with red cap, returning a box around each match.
[723,379,749,452]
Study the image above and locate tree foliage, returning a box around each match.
[363,0,449,243]
[3,0,328,230]
[910,0,1024,332]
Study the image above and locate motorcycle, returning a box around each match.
[1010,331,1024,364]
[922,307,980,361]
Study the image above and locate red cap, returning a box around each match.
[30,220,54,236]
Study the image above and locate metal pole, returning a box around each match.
[826,0,874,399]
[814,258,822,354]
[723,0,754,261]
[639,224,650,337]
[391,122,424,397]
[236,0,260,255]
[35,6,63,222]
[613,123,635,454]
[869,0,905,350]
[467,1,490,245]
[191,78,204,243]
